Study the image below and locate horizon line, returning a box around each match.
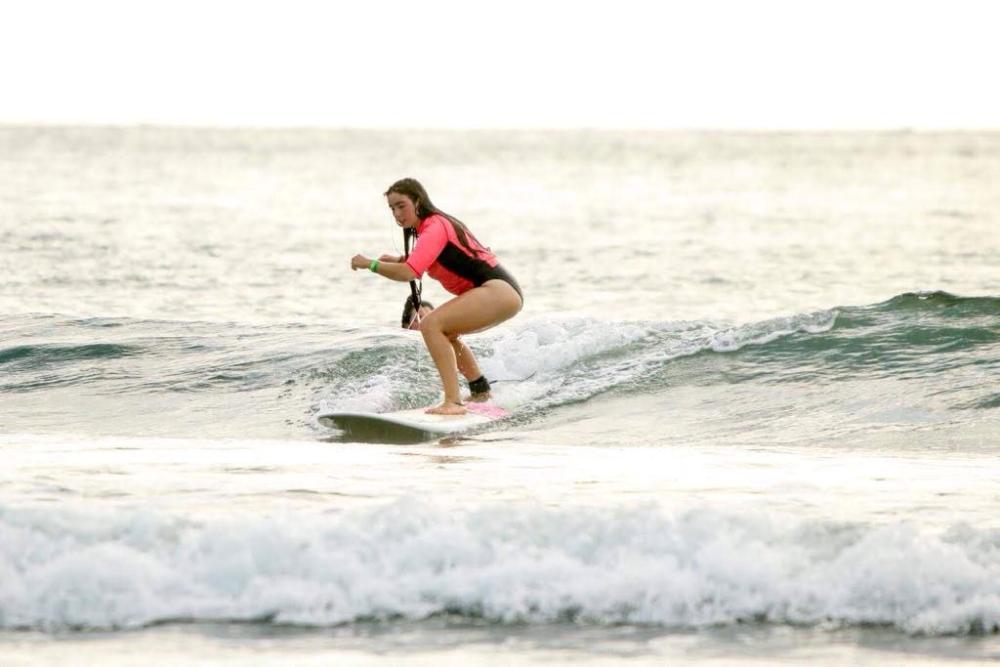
[2,121,999,134]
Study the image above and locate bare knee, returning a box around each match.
[419,312,449,342]
[421,311,462,341]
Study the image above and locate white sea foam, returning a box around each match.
[318,318,660,413]
[481,317,654,379]
[315,308,839,415]
[473,311,840,408]
[316,371,397,414]
[707,309,838,353]
[2,500,998,634]
[483,311,838,381]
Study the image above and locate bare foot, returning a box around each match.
[466,391,491,403]
[425,402,467,415]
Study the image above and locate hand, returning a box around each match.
[351,254,372,271]
[378,254,403,263]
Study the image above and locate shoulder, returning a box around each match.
[419,214,449,230]
[417,214,451,238]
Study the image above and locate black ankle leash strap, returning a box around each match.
[468,376,491,394]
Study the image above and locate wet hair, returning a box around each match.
[401,294,434,328]
[385,178,487,259]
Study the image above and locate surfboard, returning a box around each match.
[317,401,509,442]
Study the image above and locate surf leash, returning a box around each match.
[486,371,538,384]
[403,227,422,309]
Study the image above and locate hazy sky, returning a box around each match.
[3,0,997,129]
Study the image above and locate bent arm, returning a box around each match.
[374,260,418,282]
[351,254,418,281]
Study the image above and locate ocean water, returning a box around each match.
[1,126,999,665]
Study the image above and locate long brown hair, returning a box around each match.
[384,178,487,258]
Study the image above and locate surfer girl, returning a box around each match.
[350,178,523,415]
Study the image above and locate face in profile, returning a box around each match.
[387,192,421,229]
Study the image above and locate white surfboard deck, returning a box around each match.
[317,402,509,442]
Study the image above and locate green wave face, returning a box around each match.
[721,292,1000,386]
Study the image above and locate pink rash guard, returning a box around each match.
[405,214,521,299]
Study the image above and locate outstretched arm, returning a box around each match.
[350,254,418,282]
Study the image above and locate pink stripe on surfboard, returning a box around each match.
[465,402,509,419]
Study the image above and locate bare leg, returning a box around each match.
[452,338,482,381]
[420,281,522,415]
[451,338,490,402]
